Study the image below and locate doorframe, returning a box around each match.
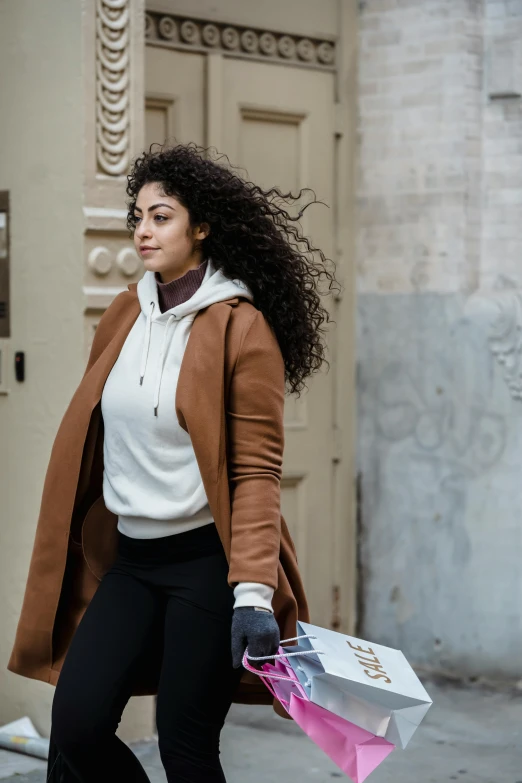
[331,0,358,634]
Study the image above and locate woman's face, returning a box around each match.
[133,182,209,283]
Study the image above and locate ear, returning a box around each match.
[194,222,210,241]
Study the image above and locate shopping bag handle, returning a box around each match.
[242,652,298,683]
[280,633,319,645]
[245,634,324,662]
[242,634,325,685]
[242,652,310,692]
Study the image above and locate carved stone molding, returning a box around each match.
[86,242,140,279]
[84,206,129,233]
[96,0,131,175]
[88,246,113,276]
[117,247,141,277]
[145,12,336,71]
[84,285,128,312]
[465,291,522,401]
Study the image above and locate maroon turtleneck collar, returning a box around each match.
[155,259,208,313]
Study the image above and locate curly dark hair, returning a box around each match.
[126,142,341,396]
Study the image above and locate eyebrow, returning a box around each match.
[134,203,176,213]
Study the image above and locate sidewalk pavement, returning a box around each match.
[1,678,521,782]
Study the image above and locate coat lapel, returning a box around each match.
[68,297,142,525]
[175,301,236,550]
[176,302,233,478]
[84,298,141,411]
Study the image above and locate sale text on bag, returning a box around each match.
[347,641,392,684]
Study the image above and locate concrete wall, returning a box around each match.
[357,0,522,679]
[0,0,85,732]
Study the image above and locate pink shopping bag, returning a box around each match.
[242,640,395,783]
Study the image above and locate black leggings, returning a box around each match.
[51,523,244,782]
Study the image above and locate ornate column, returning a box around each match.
[83,0,145,361]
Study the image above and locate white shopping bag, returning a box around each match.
[282,621,432,749]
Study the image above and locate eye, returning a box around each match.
[133,215,141,223]
[154,214,168,222]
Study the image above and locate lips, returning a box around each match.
[140,246,159,254]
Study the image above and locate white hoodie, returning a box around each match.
[101,257,274,611]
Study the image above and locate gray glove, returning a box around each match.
[231,607,280,670]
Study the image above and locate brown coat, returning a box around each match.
[7,284,309,718]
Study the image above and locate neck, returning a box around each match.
[158,254,205,285]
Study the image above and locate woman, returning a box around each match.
[8,142,339,782]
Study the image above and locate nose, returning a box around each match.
[135,218,152,240]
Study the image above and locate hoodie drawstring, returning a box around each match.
[139,301,155,386]
[139,302,177,417]
[153,314,176,417]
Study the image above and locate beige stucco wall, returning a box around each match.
[0,0,85,734]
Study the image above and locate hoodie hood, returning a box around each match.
[136,257,254,415]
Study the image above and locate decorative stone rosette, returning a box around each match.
[145,13,336,70]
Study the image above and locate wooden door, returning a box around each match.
[219,58,337,625]
[144,0,355,632]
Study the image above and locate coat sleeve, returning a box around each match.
[226,309,285,591]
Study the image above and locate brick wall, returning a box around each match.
[481,0,522,287]
[357,0,483,294]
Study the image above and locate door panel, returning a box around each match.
[221,58,336,625]
[239,112,302,192]
[145,47,205,147]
